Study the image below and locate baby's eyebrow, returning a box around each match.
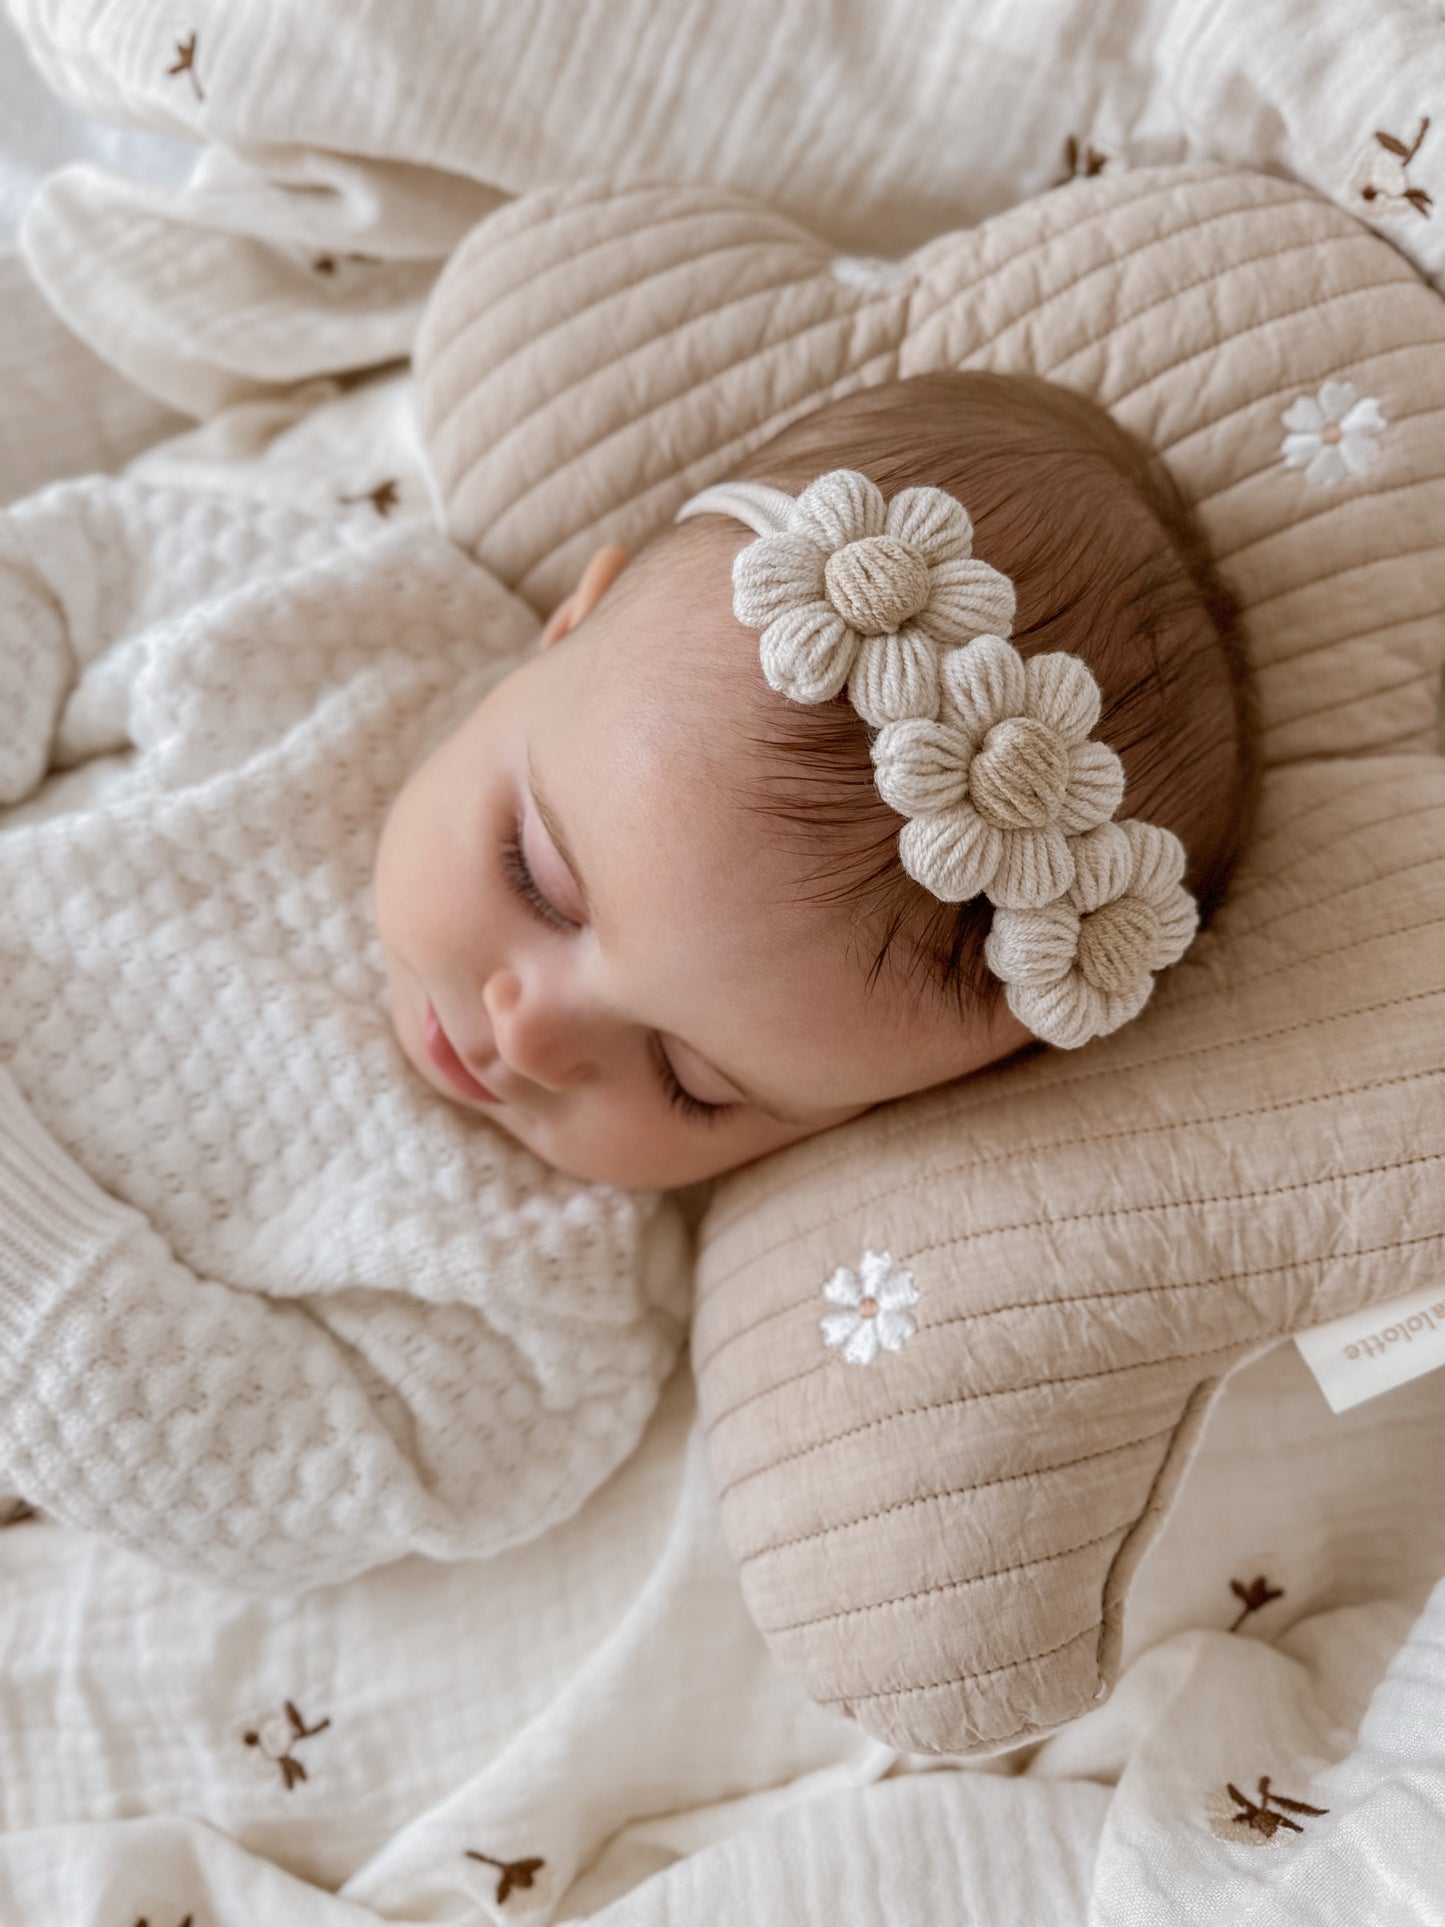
[527,749,591,918]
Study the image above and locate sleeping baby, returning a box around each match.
[377,369,1254,1189]
[0,369,1254,1588]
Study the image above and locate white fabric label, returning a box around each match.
[1295,1285,1445,1413]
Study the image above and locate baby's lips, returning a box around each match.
[424,999,501,1103]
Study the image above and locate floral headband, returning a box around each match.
[674,469,1198,1047]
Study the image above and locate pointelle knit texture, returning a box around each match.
[0,476,690,1591]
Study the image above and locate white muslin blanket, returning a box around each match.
[3,1,1445,1918]
[5,0,1444,422]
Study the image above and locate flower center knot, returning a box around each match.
[824,535,930,635]
[1320,421,1343,445]
[969,715,1070,829]
[857,1296,879,1318]
[1076,896,1159,995]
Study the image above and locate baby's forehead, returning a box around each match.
[541,587,841,924]
[575,529,771,748]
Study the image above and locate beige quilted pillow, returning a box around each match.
[415,165,1445,1752]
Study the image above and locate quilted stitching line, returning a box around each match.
[1367,722,1445,754]
[701,1144,1444,1374]
[1166,909,1445,1010]
[1171,838,1445,960]
[1140,368,1445,561]
[905,171,1202,334]
[701,1059,1439,1426]
[763,1517,1135,1635]
[915,1211,1445,1327]
[736,1420,1178,1565]
[820,1617,1101,1706]
[705,1163,1445,1399]
[968,207,1361,391]
[1247,535,1445,614]
[703,1353,828,1434]
[423,189,773,373]
[507,287,910,574]
[908,180,1319,350]
[705,932,1444,1271]
[698,982,1445,1293]
[1184,388,1445,539]
[715,1329,1274,1501]
[1214,450,1445,570]
[437,239,826,483]
[444,178,702,254]
[1271,668,1441,731]
[709,1226,1445,1482]
[442,241,845,526]
[1177,787,1445,917]
[421,190,719,405]
[1077,276,1428,421]
[1260,594,1445,673]
[705,1062,1443,1410]
[520,344,906,593]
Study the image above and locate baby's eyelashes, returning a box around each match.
[499,823,576,930]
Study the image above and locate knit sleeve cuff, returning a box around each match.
[0,1065,143,1363]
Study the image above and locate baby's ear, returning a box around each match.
[539,543,629,648]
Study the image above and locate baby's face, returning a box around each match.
[373,546,1030,1187]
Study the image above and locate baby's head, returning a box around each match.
[375,373,1255,1187]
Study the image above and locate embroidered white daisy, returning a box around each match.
[1280,381,1386,488]
[821,1249,919,1365]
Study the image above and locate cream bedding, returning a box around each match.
[6,0,1444,421]
[2,2,1445,1920]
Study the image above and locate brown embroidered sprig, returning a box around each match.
[1360,118,1433,219]
[312,251,382,276]
[1229,1574,1284,1632]
[133,1916,193,1927]
[340,480,401,518]
[166,33,204,102]
[0,1499,36,1527]
[242,1700,331,1790]
[1226,1775,1328,1839]
[1058,135,1109,185]
[465,1850,546,1906]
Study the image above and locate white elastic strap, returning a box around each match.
[674,481,796,537]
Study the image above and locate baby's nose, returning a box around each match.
[482,968,591,1092]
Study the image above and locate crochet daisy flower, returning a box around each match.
[820,1249,919,1365]
[869,634,1126,908]
[1280,381,1386,489]
[983,818,1198,1046]
[731,469,1016,727]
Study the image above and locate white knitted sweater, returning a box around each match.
[0,477,689,1591]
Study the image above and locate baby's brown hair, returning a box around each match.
[634,371,1257,1019]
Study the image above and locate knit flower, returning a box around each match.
[731,468,1016,727]
[983,818,1198,1047]
[869,634,1126,908]
[1281,381,1386,489]
[820,1249,919,1365]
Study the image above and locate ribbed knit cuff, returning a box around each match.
[0,1065,138,1361]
